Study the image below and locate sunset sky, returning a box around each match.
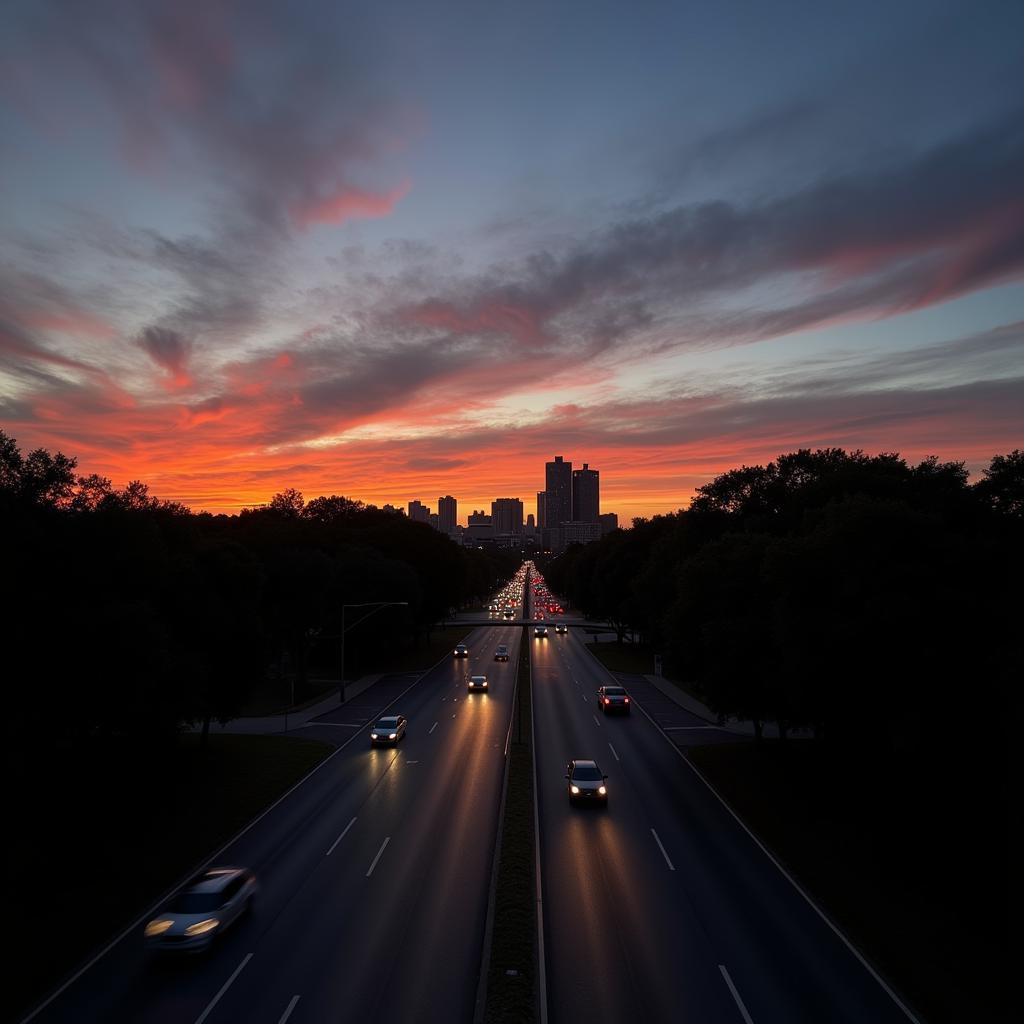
[2,0,1022,522]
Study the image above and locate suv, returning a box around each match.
[566,760,608,806]
[494,645,509,661]
[597,685,631,714]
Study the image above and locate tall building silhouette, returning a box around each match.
[536,490,547,528]
[545,455,572,526]
[572,463,599,523]
[408,499,430,523]
[491,497,524,534]
[438,495,457,533]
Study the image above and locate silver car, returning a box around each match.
[371,715,407,745]
[566,759,608,806]
[145,868,256,951]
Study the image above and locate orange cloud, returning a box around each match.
[291,180,411,230]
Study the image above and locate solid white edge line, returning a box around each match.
[194,953,253,1024]
[621,676,922,1024]
[651,828,676,871]
[326,817,357,856]
[719,964,755,1024]
[17,658,446,1024]
[608,742,620,762]
[365,836,391,877]
[277,994,301,1024]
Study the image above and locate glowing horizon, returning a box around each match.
[2,2,1022,520]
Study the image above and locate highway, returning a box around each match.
[28,623,522,1024]
[530,581,919,1023]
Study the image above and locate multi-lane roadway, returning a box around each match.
[26,624,522,1024]
[25,562,920,1023]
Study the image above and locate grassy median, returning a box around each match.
[11,732,332,1021]
[484,627,537,1023]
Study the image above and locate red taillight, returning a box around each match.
[603,698,610,705]
[624,697,630,703]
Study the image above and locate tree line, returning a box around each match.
[1,430,518,750]
[546,447,1022,747]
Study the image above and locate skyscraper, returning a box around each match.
[536,490,547,528]
[572,463,600,523]
[491,497,524,534]
[438,495,457,534]
[545,455,572,526]
[408,500,430,523]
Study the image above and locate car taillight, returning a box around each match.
[624,697,629,703]
[603,698,610,704]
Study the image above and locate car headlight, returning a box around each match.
[598,786,607,795]
[145,919,173,937]
[570,785,580,794]
[371,733,378,739]
[482,681,488,686]
[184,919,220,937]
[388,733,397,740]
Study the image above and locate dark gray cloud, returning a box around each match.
[137,325,191,377]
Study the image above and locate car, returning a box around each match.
[597,685,631,713]
[566,759,608,805]
[370,715,407,745]
[453,643,469,658]
[502,610,515,620]
[495,645,509,661]
[534,625,548,638]
[468,674,489,691]
[555,623,568,634]
[145,868,257,952]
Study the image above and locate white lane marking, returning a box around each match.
[718,965,754,1024]
[592,714,601,727]
[277,995,301,1024]
[19,663,441,1024]
[452,713,457,718]
[581,694,587,702]
[406,760,419,764]
[303,721,362,728]
[194,953,253,1024]
[326,817,357,856]
[651,829,675,871]
[366,836,391,877]
[663,725,722,731]
[608,742,620,761]
[429,721,438,734]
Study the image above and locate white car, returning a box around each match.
[370,715,407,745]
[145,868,256,952]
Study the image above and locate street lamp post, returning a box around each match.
[340,601,409,704]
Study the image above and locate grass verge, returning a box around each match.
[688,740,1007,1024]
[11,732,332,1021]
[484,627,537,1023]
[585,641,708,705]
[241,625,474,715]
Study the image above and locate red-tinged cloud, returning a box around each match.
[3,322,1021,520]
[291,180,411,230]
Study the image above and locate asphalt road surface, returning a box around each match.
[531,612,919,1023]
[26,625,521,1024]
